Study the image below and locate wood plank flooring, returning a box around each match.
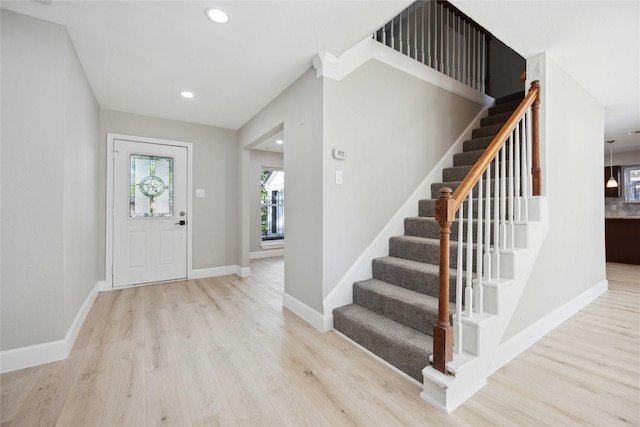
[1,259,638,426]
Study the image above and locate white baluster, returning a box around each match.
[451,14,458,79]
[484,159,492,280]
[413,2,419,61]
[521,113,529,222]
[471,28,476,90]
[465,188,474,318]
[476,173,484,314]
[421,1,425,64]
[476,29,481,90]
[439,2,444,72]
[481,32,486,93]
[514,121,522,221]
[426,0,431,67]
[455,202,464,354]
[508,132,515,249]
[406,8,411,58]
[493,154,501,277]
[391,17,395,50]
[527,109,534,198]
[399,11,403,54]
[500,145,507,250]
[467,21,471,86]
[445,7,449,76]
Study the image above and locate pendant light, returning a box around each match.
[606,140,618,188]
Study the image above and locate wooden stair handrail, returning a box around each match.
[451,80,541,213]
[432,80,541,374]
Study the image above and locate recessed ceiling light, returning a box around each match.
[275,140,284,145]
[205,8,230,24]
[180,91,194,99]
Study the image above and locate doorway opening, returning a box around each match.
[261,169,285,241]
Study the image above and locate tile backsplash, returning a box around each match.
[605,197,640,217]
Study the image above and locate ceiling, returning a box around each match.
[2,1,638,154]
[0,0,410,131]
[451,0,640,155]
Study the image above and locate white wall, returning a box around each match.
[63,24,101,331]
[99,110,239,272]
[249,150,284,253]
[502,55,607,340]
[322,59,483,298]
[1,10,100,350]
[239,69,325,312]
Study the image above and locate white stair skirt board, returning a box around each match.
[421,279,608,413]
[0,282,99,373]
[192,265,251,279]
[313,37,493,108]
[421,198,550,413]
[283,293,332,333]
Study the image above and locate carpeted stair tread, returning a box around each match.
[480,110,515,127]
[489,98,522,115]
[404,216,493,244]
[332,303,433,382]
[443,165,474,182]
[418,198,437,217]
[418,198,484,218]
[389,235,440,265]
[472,122,504,139]
[430,178,502,199]
[372,256,457,300]
[495,91,525,104]
[463,136,495,153]
[453,149,485,167]
[353,278,449,334]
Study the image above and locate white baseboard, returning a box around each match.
[0,281,99,374]
[283,293,332,332]
[490,279,608,374]
[236,266,251,277]
[192,265,251,279]
[249,249,284,259]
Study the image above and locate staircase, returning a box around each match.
[332,91,525,383]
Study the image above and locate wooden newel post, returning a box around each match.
[433,187,455,374]
[530,80,542,196]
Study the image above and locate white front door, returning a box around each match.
[112,139,188,287]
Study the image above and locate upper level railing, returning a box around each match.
[374,0,492,94]
[432,81,541,374]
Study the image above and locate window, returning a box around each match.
[130,154,174,218]
[624,165,640,203]
[261,170,284,240]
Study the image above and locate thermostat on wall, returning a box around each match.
[332,148,346,160]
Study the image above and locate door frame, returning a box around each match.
[105,133,194,291]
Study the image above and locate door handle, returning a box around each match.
[175,220,186,226]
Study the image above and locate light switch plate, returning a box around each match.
[335,171,343,185]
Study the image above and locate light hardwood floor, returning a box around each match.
[2,259,639,426]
